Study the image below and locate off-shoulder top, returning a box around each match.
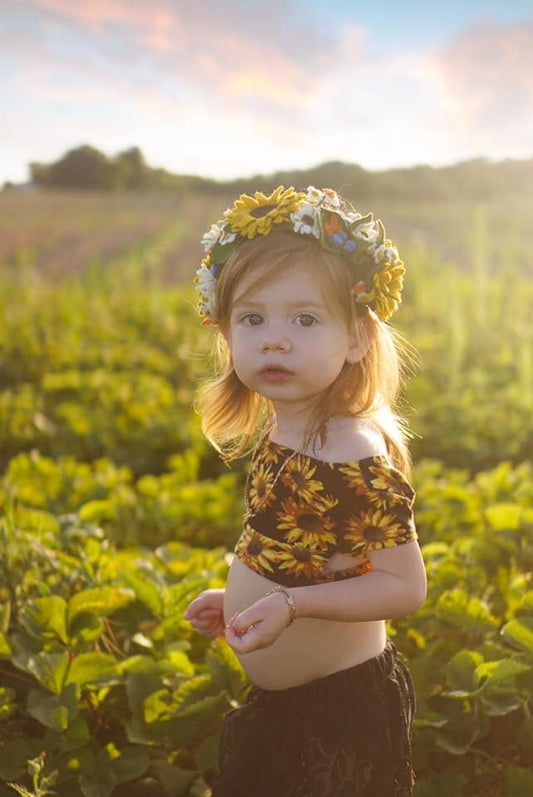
[234,439,417,587]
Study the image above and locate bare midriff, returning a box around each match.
[224,556,387,691]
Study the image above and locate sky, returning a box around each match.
[1,0,533,184]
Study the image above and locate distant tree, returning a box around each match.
[113,147,148,189]
[37,145,114,189]
[30,162,52,187]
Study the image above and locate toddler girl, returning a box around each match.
[184,186,427,796]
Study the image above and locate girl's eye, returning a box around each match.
[242,313,263,326]
[295,313,317,327]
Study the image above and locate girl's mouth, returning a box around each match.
[259,366,294,383]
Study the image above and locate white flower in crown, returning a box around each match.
[195,263,218,315]
[291,202,320,238]
[353,220,380,243]
[305,186,340,209]
[372,240,401,265]
[219,228,237,246]
[305,186,326,204]
[202,223,224,253]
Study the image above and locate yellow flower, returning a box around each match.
[260,442,284,467]
[368,464,397,492]
[354,240,405,321]
[280,457,324,502]
[367,490,403,512]
[366,465,406,510]
[277,495,337,548]
[343,508,406,553]
[338,463,368,495]
[236,527,278,575]
[277,545,329,581]
[225,186,306,239]
[371,259,405,321]
[247,462,276,513]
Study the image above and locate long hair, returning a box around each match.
[196,231,415,475]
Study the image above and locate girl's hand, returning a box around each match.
[184,589,226,638]
[225,592,293,654]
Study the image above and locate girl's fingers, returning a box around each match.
[184,589,225,620]
[185,603,224,621]
[226,623,261,653]
[190,608,222,622]
[184,596,209,619]
[206,622,226,638]
[228,609,254,634]
[189,612,226,637]
[192,617,218,631]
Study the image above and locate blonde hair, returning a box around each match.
[197,232,415,475]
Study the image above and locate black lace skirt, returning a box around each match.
[212,639,415,797]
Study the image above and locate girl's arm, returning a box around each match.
[292,540,427,622]
[226,541,426,653]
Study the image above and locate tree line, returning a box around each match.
[27,145,210,192]
[18,143,533,201]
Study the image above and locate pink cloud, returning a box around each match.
[16,0,337,112]
[23,0,153,30]
[429,21,533,131]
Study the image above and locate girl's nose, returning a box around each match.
[259,331,291,352]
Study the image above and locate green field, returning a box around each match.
[1,189,533,797]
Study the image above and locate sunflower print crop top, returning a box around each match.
[235,439,417,587]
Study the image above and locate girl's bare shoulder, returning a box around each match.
[313,416,387,463]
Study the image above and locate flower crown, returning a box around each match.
[194,185,405,323]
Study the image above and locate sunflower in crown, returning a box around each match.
[225,186,307,238]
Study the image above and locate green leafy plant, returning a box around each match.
[0,508,247,796]
[1,192,533,795]
[8,753,58,797]
[392,462,533,795]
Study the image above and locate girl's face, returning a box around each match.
[223,264,364,416]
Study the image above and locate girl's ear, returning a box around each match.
[345,320,370,364]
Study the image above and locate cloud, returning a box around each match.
[12,0,341,113]
[312,18,533,165]
[16,0,154,30]
[1,0,347,179]
[427,21,533,148]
